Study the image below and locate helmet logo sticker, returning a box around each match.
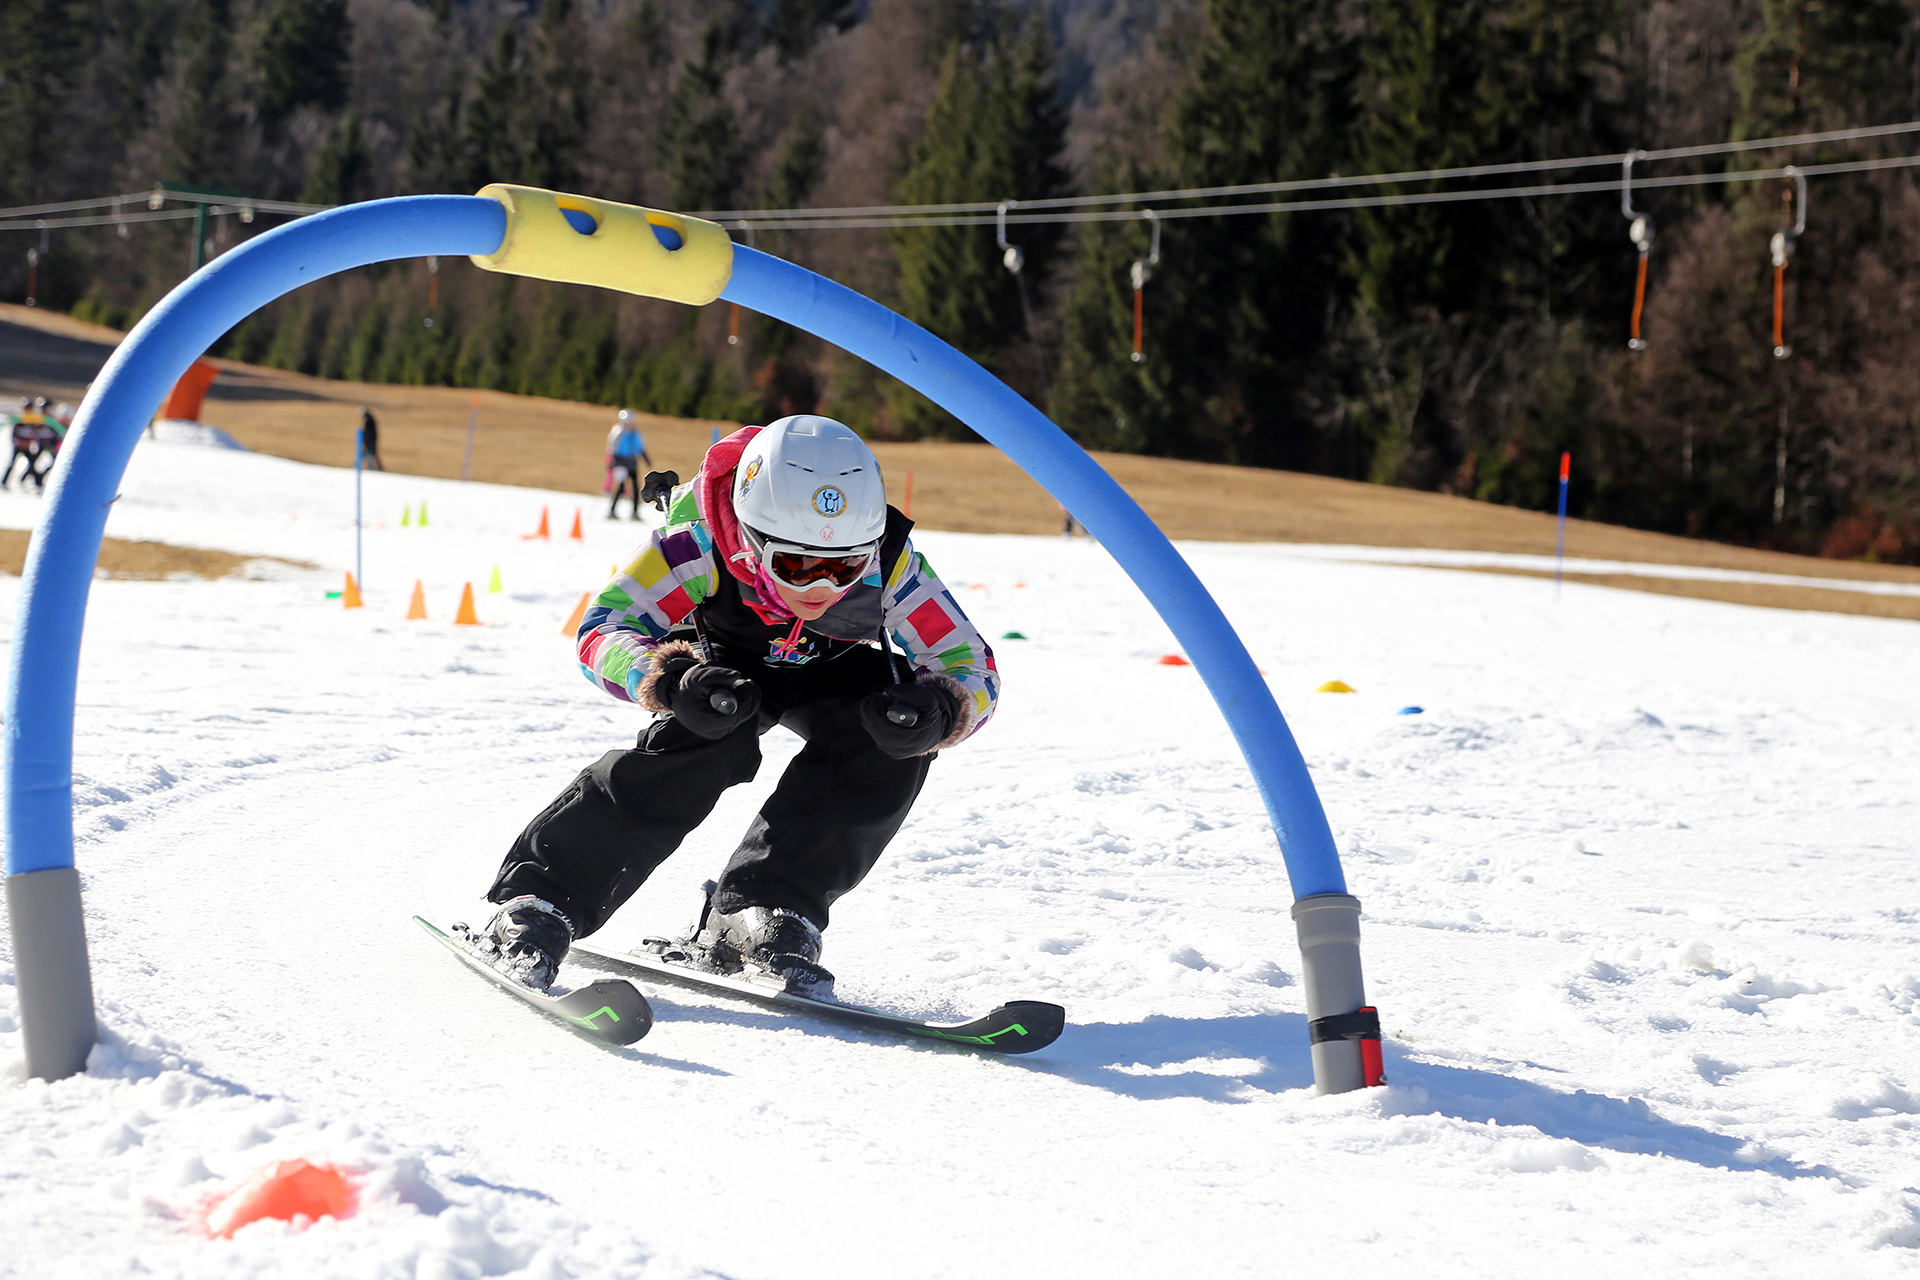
[738,458,763,499]
[812,485,846,517]
[819,526,835,542]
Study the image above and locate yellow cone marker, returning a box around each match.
[1316,680,1355,693]
[488,565,503,594]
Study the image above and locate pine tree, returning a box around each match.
[889,12,1068,434]
[767,0,860,63]
[520,0,591,193]
[1340,0,1622,488]
[302,111,371,204]
[0,0,93,202]
[1053,0,1355,466]
[255,0,350,135]
[462,26,523,189]
[657,22,746,212]
[166,0,248,186]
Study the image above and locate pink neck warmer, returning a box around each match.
[693,425,794,625]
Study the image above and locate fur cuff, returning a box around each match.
[918,672,975,752]
[637,639,702,713]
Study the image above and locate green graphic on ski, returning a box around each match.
[570,938,1064,1055]
[415,916,653,1046]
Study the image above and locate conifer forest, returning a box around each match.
[5,0,1920,561]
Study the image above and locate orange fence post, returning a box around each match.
[158,359,220,422]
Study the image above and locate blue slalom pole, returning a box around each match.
[354,427,364,589]
[1555,451,1570,603]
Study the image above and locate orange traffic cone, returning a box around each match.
[406,580,428,620]
[569,507,584,541]
[342,572,363,609]
[205,1159,357,1240]
[523,506,550,540]
[454,582,480,626]
[561,590,590,636]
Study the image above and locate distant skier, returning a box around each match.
[359,407,384,471]
[3,397,34,488]
[24,397,62,490]
[477,415,999,992]
[605,409,651,520]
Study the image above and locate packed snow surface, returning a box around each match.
[2,434,1917,1279]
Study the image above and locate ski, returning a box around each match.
[414,916,653,1046]
[570,937,1065,1055]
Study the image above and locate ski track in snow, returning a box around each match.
[2,436,1917,1278]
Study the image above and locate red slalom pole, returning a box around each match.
[1554,451,1571,603]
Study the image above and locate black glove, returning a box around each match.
[658,654,761,739]
[859,682,959,759]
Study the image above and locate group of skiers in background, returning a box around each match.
[5,395,70,490]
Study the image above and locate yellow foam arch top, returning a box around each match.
[469,184,733,306]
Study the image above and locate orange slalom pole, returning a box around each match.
[1628,252,1649,350]
[1773,262,1786,354]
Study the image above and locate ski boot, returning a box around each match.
[679,882,836,994]
[465,895,573,991]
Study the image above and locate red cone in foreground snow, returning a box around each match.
[205,1159,356,1238]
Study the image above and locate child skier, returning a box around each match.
[479,415,998,991]
[604,409,651,519]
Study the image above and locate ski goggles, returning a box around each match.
[759,540,877,593]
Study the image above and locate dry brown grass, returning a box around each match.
[0,528,311,580]
[6,301,1916,620]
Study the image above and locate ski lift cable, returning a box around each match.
[690,118,1920,223]
[5,119,1914,233]
[713,152,1920,231]
[0,188,326,225]
[0,208,209,232]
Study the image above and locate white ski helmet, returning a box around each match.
[733,415,887,551]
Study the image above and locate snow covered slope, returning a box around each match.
[2,434,1916,1278]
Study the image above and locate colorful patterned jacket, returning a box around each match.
[576,485,998,745]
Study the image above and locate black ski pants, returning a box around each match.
[608,456,641,518]
[488,642,931,937]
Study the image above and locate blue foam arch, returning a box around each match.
[721,247,1347,897]
[4,196,507,877]
[6,198,1346,902]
